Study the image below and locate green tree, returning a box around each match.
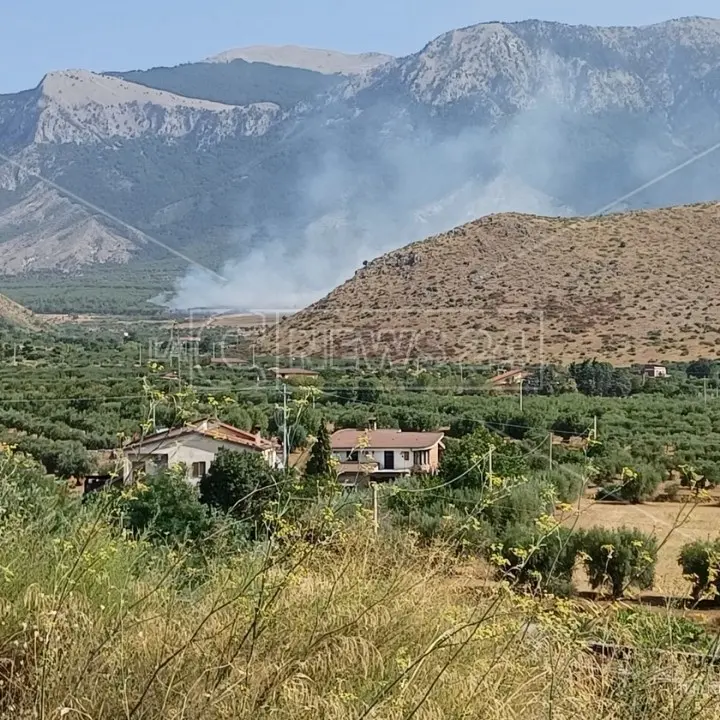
[439,427,527,490]
[199,449,285,527]
[305,421,334,478]
[498,524,581,596]
[117,468,211,544]
[678,540,720,600]
[687,358,717,379]
[580,527,658,598]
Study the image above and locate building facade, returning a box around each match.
[122,419,279,484]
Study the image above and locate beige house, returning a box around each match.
[643,364,668,379]
[123,419,279,484]
[331,428,445,487]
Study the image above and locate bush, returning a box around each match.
[439,427,527,490]
[678,540,720,600]
[497,523,581,596]
[116,468,212,545]
[537,466,587,503]
[199,449,287,533]
[594,466,661,504]
[580,527,658,598]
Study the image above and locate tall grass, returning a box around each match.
[0,461,718,717]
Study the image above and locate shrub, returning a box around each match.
[439,427,527,490]
[497,523,582,596]
[116,468,212,545]
[537,466,587,503]
[678,540,720,600]
[199,449,286,531]
[580,527,658,598]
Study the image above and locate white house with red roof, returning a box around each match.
[123,419,280,484]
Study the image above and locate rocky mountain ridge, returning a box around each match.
[206,45,393,74]
[2,19,720,291]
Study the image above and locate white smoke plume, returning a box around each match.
[169,104,573,312]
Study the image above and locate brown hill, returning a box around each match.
[0,293,42,331]
[264,204,720,365]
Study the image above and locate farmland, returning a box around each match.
[3,318,720,715]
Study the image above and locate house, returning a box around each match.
[489,369,528,387]
[271,367,320,381]
[330,428,445,487]
[643,364,668,379]
[122,419,280,484]
[210,357,245,366]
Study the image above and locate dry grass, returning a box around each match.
[2,507,720,719]
[0,293,41,331]
[266,203,720,364]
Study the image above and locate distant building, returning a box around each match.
[643,364,668,379]
[331,428,445,488]
[489,369,528,387]
[271,367,320,380]
[122,419,280,484]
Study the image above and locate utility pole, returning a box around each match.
[549,433,553,470]
[252,343,256,368]
[372,483,379,535]
[282,383,289,471]
[12,344,17,366]
[488,445,494,479]
[519,378,524,412]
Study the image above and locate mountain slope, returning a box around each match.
[114,59,341,107]
[4,18,720,305]
[0,291,42,330]
[265,203,720,364]
[206,46,393,74]
[0,185,138,273]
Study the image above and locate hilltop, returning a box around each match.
[206,45,393,74]
[265,203,720,364]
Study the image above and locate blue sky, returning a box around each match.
[2,0,719,93]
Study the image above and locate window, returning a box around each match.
[346,450,359,461]
[191,461,207,479]
[153,454,169,469]
[401,451,410,461]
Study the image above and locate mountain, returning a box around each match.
[264,203,720,364]
[206,46,393,75]
[3,20,720,310]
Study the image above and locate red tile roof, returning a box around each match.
[124,419,274,453]
[331,429,444,451]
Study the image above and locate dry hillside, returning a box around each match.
[0,293,42,331]
[264,204,720,364]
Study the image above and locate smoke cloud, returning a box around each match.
[168,100,577,313]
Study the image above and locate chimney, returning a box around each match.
[369,416,377,432]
